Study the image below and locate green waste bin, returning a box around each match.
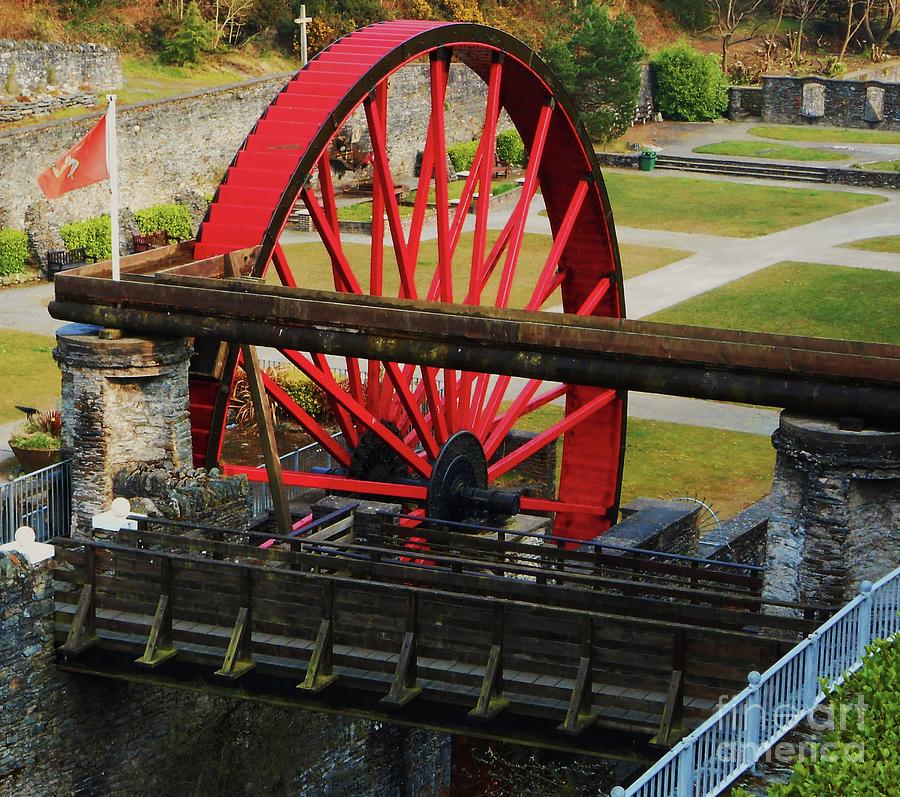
[638,150,657,172]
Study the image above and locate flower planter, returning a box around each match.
[9,445,61,473]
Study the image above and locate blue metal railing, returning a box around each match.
[613,561,900,797]
[1,460,72,544]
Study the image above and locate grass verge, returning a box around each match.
[280,233,688,306]
[841,235,900,253]
[512,406,774,521]
[693,140,846,161]
[749,125,900,144]
[602,172,885,237]
[647,261,900,343]
[0,330,60,426]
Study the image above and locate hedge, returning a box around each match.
[496,129,525,166]
[448,140,479,172]
[60,215,112,262]
[0,229,29,275]
[134,203,193,241]
[651,42,728,122]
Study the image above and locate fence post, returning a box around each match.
[802,632,820,710]
[856,580,873,659]
[745,671,762,774]
[676,737,694,797]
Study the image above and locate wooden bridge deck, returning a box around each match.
[51,515,823,758]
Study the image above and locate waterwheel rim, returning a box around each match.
[191,21,627,540]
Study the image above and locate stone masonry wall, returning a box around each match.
[1,64,497,230]
[0,551,451,796]
[727,85,763,119]
[0,39,121,95]
[763,414,900,611]
[761,74,900,130]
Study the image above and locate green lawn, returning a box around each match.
[749,125,900,145]
[281,233,688,307]
[853,160,900,171]
[0,330,60,426]
[841,234,900,253]
[647,262,900,344]
[601,172,885,237]
[513,406,774,521]
[693,140,846,161]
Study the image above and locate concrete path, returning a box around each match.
[0,282,56,337]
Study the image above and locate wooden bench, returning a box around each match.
[133,230,171,252]
[492,162,511,179]
[46,247,88,279]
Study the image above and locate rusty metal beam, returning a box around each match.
[50,270,900,422]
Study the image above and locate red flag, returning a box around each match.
[37,116,109,200]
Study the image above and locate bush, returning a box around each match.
[495,129,525,166]
[162,2,214,66]
[448,140,479,172]
[10,410,62,450]
[274,367,329,421]
[134,204,193,241]
[0,229,29,276]
[60,215,112,262]
[735,636,900,797]
[651,42,729,122]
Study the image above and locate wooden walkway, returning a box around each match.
[52,515,824,758]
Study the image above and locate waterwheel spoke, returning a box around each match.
[261,372,350,466]
[302,188,362,294]
[468,55,504,304]
[576,278,613,316]
[495,100,554,308]
[364,95,417,299]
[367,81,388,414]
[384,362,440,460]
[272,243,297,288]
[526,179,588,311]
[281,349,431,478]
[488,389,616,480]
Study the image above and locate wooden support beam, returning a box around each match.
[135,558,176,667]
[653,670,685,747]
[382,594,421,706]
[558,617,597,734]
[215,570,255,679]
[298,582,337,692]
[239,341,292,537]
[60,547,97,655]
[469,605,508,720]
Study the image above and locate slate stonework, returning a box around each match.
[0,39,121,95]
[763,413,900,612]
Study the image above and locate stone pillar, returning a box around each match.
[55,324,194,536]
[763,413,900,610]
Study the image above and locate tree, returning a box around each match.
[651,42,729,121]
[788,0,824,56]
[162,2,214,64]
[862,0,900,48]
[540,2,645,143]
[706,0,767,72]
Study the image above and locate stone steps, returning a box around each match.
[654,155,828,183]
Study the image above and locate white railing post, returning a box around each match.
[676,737,694,797]
[802,632,820,710]
[610,788,626,797]
[856,580,873,659]
[745,671,762,774]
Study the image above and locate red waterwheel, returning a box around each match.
[189,21,627,541]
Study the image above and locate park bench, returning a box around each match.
[492,162,510,179]
[132,230,171,252]
[46,247,88,279]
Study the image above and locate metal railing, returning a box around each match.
[613,561,900,797]
[1,460,72,544]
[249,434,345,518]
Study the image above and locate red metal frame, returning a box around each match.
[192,21,627,540]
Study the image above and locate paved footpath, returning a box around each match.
[5,167,900,449]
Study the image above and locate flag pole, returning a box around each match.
[106,94,120,281]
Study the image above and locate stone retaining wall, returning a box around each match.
[0,91,96,122]
[1,64,496,231]
[760,74,900,130]
[727,85,763,119]
[0,39,121,95]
